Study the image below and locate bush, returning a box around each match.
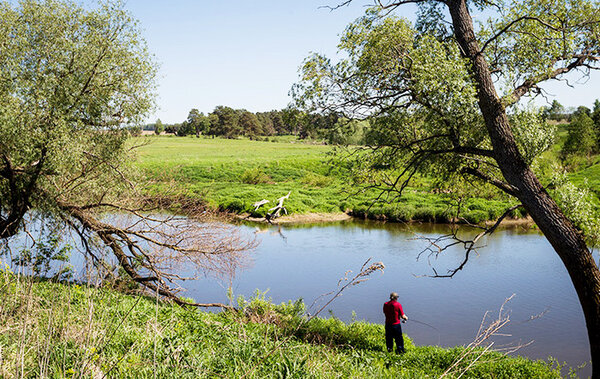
[463,209,489,224]
[300,172,332,187]
[240,168,272,184]
[219,199,246,213]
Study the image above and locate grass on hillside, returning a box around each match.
[135,136,521,224]
[0,266,562,378]
[570,159,600,196]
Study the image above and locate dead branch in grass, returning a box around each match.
[440,294,534,378]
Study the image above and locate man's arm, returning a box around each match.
[398,303,408,320]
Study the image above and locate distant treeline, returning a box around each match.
[136,107,340,141]
[135,100,600,152]
[136,106,370,144]
[541,100,597,122]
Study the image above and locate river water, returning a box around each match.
[184,220,594,377]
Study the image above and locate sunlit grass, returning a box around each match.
[134,136,523,223]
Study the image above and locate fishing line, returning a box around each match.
[404,318,442,346]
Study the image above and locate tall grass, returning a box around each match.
[0,264,561,378]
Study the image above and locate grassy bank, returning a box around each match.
[136,136,522,224]
[0,269,561,378]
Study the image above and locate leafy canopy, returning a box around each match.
[0,0,156,235]
[293,0,598,198]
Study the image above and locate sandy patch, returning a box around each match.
[238,212,352,224]
[485,216,536,228]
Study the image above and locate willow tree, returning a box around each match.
[0,0,249,307]
[294,0,600,374]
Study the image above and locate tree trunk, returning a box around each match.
[448,1,600,376]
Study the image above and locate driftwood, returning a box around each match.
[252,199,270,211]
[265,191,291,223]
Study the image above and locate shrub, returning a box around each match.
[463,209,489,224]
[300,172,332,187]
[240,168,272,184]
[219,199,246,213]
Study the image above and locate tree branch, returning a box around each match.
[480,16,560,55]
[462,167,519,197]
[506,54,598,105]
[417,204,523,278]
[58,201,251,309]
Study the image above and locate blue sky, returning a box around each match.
[122,0,374,123]
[119,1,599,124]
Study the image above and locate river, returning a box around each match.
[184,220,594,377]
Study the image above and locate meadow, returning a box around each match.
[135,136,521,224]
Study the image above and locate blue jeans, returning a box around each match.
[385,323,405,353]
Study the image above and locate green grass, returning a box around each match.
[570,161,600,197]
[135,136,519,223]
[0,269,561,378]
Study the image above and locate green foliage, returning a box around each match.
[549,170,600,246]
[510,108,556,165]
[179,108,210,137]
[484,0,600,106]
[239,111,264,138]
[171,105,347,141]
[0,0,156,237]
[154,119,164,135]
[299,172,332,187]
[240,168,272,185]
[542,100,567,121]
[291,0,600,249]
[236,289,306,320]
[208,105,241,138]
[137,137,522,223]
[562,113,596,157]
[327,118,368,145]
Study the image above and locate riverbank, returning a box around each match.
[238,210,536,228]
[0,272,561,378]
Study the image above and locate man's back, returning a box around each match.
[383,299,404,325]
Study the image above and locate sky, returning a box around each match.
[117,0,600,124]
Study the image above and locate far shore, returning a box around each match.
[237,211,536,227]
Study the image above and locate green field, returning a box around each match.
[135,136,518,223]
[570,159,600,196]
[0,271,561,378]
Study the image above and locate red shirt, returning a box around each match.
[383,300,405,325]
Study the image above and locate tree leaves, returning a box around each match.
[0,0,157,233]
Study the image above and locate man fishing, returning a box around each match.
[383,292,408,354]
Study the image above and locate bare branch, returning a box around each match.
[416,204,523,278]
[440,294,533,378]
[307,258,385,320]
[57,200,254,309]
